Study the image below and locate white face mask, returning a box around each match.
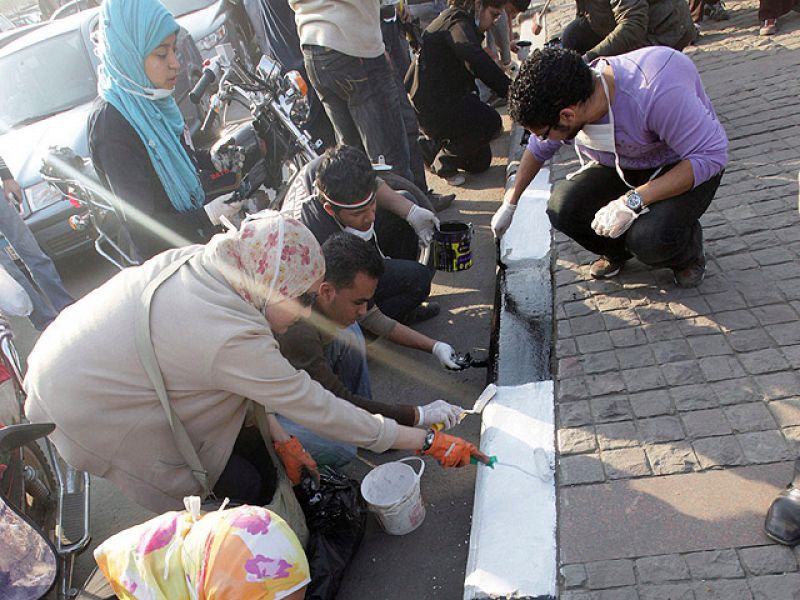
[344,224,375,241]
[100,62,175,101]
[574,68,614,153]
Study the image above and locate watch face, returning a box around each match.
[626,192,642,211]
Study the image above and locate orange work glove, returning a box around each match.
[273,436,318,485]
[418,431,488,468]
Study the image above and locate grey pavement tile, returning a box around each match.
[559,319,573,339]
[685,550,745,579]
[611,327,649,348]
[755,372,800,400]
[560,378,590,402]
[652,340,694,364]
[751,303,799,326]
[693,435,746,468]
[559,356,583,380]
[751,246,796,266]
[595,293,633,312]
[693,579,752,600]
[635,554,690,583]
[586,373,628,398]
[711,378,761,406]
[616,345,657,368]
[558,283,591,304]
[738,545,798,576]
[559,427,598,455]
[777,279,800,302]
[645,441,699,475]
[715,254,759,272]
[726,329,775,353]
[698,355,747,382]
[638,416,685,443]
[739,349,791,375]
[668,296,712,318]
[559,401,593,428]
[601,447,651,479]
[577,331,616,354]
[724,403,778,433]
[571,313,609,336]
[629,390,674,418]
[748,573,800,600]
[704,291,747,312]
[737,431,793,464]
[590,395,634,424]
[687,334,734,357]
[635,305,676,325]
[623,366,668,392]
[713,310,760,332]
[558,337,579,357]
[596,421,639,450]
[662,361,706,386]
[604,309,643,331]
[582,351,622,375]
[638,583,694,600]
[670,384,719,411]
[559,453,605,485]
[565,299,597,318]
[585,559,636,589]
[562,563,588,589]
[766,322,800,347]
[781,344,800,369]
[682,409,733,438]
[656,320,701,340]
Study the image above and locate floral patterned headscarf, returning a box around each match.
[204,211,325,313]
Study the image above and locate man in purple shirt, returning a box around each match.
[492,46,727,287]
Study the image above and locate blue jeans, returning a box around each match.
[303,44,413,183]
[276,323,370,467]
[0,193,72,330]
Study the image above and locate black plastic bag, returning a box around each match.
[295,467,368,600]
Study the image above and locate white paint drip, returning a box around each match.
[464,382,557,599]
[500,168,551,264]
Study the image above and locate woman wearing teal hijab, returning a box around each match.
[88,0,242,259]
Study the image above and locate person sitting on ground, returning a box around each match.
[560,0,696,62]
[407,0,511,186]
[282,145,444,326]
[24,212,488,515]
[275,233,465,466]
[88,0,244,260]
[491,47,728,288]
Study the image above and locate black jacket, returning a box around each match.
[405,8,510,123]
[87,98,215,259]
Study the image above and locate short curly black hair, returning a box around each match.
[316,145,376,207]
[322,233,385,290]
[509,47,594,130]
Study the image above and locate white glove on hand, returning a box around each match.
[210,143,246,174]
[491,201,517,239]
[204,192,244,226]
[432,341,460,370]
[406,204,439,246]
[591,197,646,239]
[416,399,465,429]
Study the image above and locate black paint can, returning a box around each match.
[433,221,473,272]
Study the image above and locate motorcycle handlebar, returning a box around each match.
[190,66,217,104]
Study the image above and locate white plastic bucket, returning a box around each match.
[360,457,426,535]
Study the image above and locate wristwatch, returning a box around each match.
[422,429,436,452]
[624,190,645,213]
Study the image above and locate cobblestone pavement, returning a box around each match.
[547,0,800,597]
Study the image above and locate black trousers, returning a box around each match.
[561,16,604,55]
[214,426,278,506]
[418,93,502,176]
[546,163,723,268]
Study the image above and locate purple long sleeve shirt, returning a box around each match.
[526,47,728,187]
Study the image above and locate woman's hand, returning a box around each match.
[274,436,319,485]
[204,192,243,225]
[418,431,490,468]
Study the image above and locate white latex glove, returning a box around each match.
[491,201,517,239]
[204,192,244,226]
[416,399,465,429]
[406,204,439,246]
[432,341,460,370]
[591,197,647,239]
[210,143,246,173]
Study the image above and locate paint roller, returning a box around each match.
[431,383,497,431]
[531,0,553,36]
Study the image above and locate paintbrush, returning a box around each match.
[432,383,497,431]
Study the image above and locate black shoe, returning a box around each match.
[402,301,441,325]
[765,485,800,545]
[672,254,706,288]
[427,191,455,213]
[418,136,441,168]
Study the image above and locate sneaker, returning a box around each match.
[403,301,441,325]
[427,191,455,213]
[704,0,729,20]
[418,136,441,168]
[759,18,777,34]
[672,254,707,288]
[589,257,626,279]
[444,172,466,186]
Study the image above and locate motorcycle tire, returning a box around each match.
[378,172,434,213]
[23,441,57,536]
[375,172,435,268]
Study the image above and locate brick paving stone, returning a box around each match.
[765,322,800,347]
[661,361,706,386]
[668,296,712,318]
[604,309,643,331]
[591,395,633,422]
[616,345,659,369]
[639,583,694,600]
[601,447,651,479]
[583,351,622,375]
[751,304,798,326]
[737,431,793,463]
[636,554,690,583]
[629,390,674,418]
[638,416,685,443]
[671,384,719,411]
[739,349,791,375]
[711,378,760,406]
[559,453,605,485]
[559,401,593,427]
[560,378,590,402]
[562,564,588,589]
[738,545,798,576]
[585,559,636,589]
[586,373,628,398]
[611,327,649,348]
[649,321,693,341]
[698,356,747,382]
[714,310,760,332]
[577,332,616,354]
[726,329,774,353]
[755,372,800,400]
[571,313,608,336]
[559,427,598,455]
[748,573,800,600]
[595,294,632,312]
[693,579,752,600]
[623,367,667,392]
[724,403,778,433]
[693,436,746,469]
[651,340,694,363]
[685,550,745,579]
[687,334,734,357]
[558,337,579,357]
[781,344,800,369]
[560,357,583,380]
[565,299,597,318]
[682,409,733,438]
[645,442,699,475]
[704,291,747,312]
[596,421,639,450]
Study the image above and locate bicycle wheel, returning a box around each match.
[376,172,435,267]
[23,441,57,536]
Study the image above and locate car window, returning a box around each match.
[160,0,215,18]
[0,30,97,132]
